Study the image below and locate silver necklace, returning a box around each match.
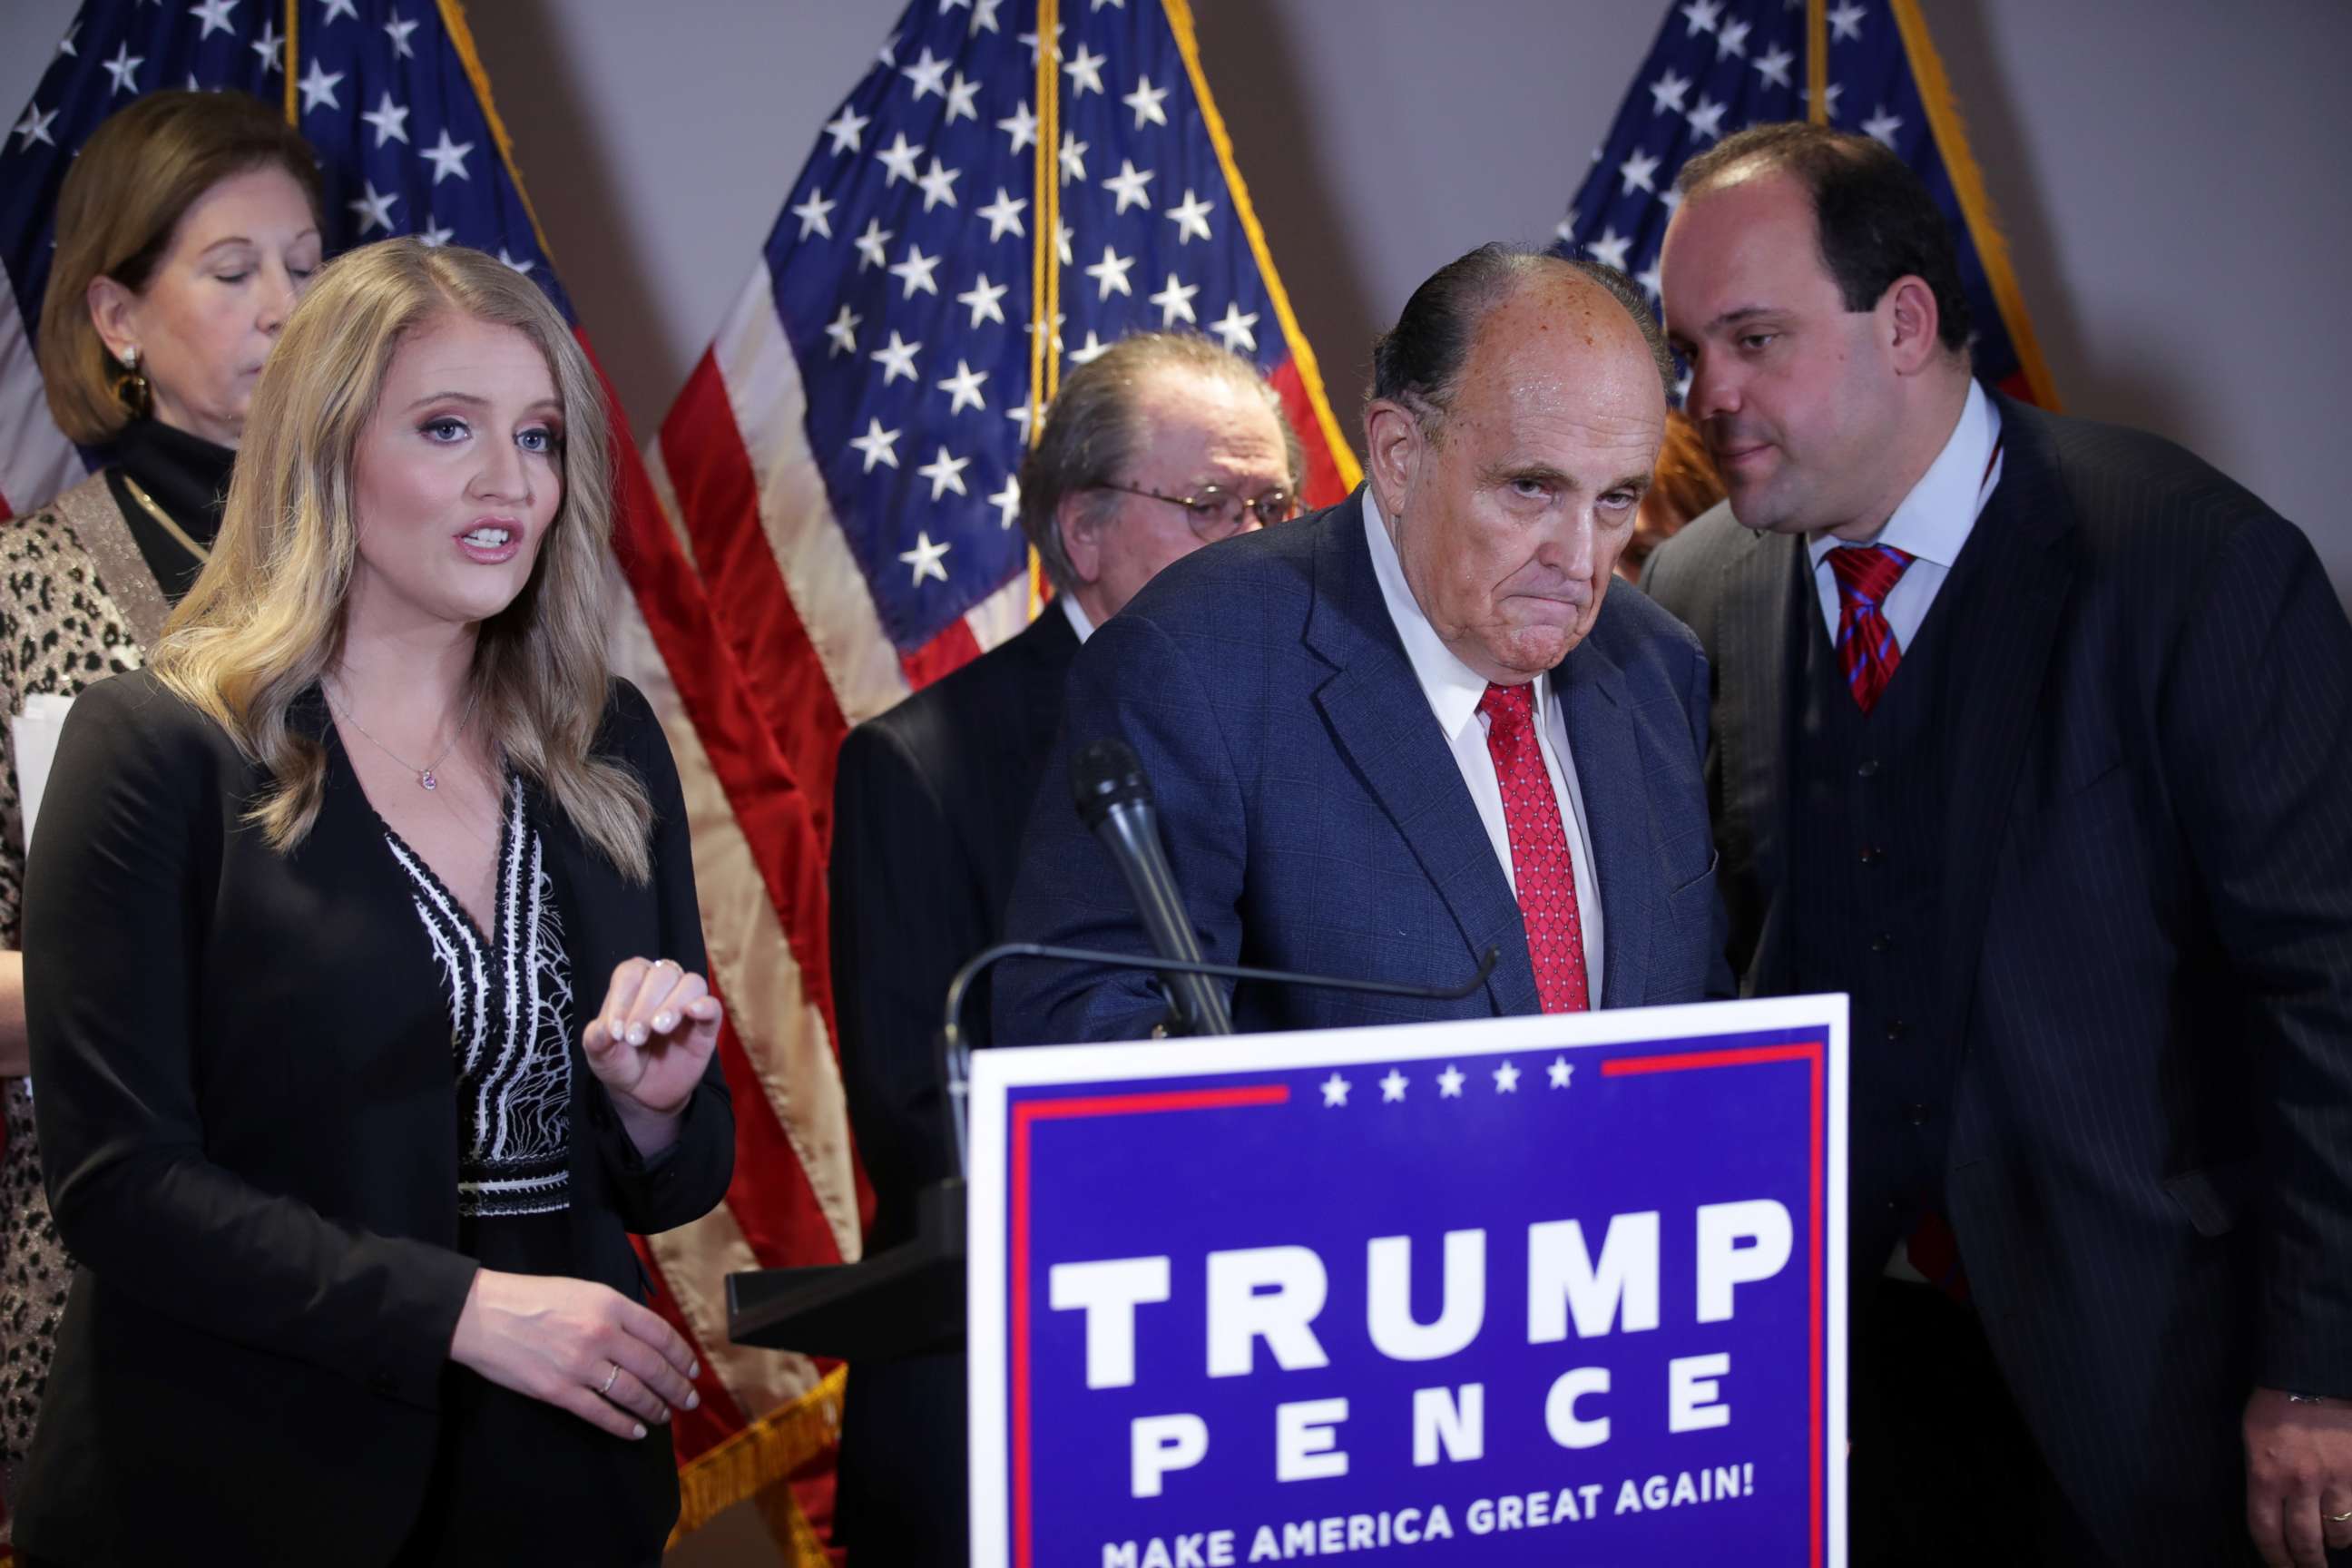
[324,681,478,792]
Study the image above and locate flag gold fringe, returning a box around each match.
[1886,0,2063,410]
[1157,0,1363,492]
[664,1365,848,1549]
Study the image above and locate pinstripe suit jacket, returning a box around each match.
[995,488,1731,1044]
[1644,395,2352,1567]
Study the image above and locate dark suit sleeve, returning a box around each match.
[995,612,1248,1044]
[586,680,736,1235]
[1675,629,1739,1003]
[829,717,986,1235]
[24,678,476,1409]
[2161,519,2352,1396]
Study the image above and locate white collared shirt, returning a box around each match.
[1806,379,2005,646]
[1362,488,1604,995]
[1060,594,1096,645]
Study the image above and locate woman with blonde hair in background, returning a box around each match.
[0,87,322,1513]
[15,239,733,1566]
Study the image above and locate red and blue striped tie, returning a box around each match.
[1827,544,1916,713]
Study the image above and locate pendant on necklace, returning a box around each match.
[420,769,438,791]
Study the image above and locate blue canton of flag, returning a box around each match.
[716,0,1350,685]
[1554,0,2052,407]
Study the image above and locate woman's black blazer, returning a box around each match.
[15,671,733,1563]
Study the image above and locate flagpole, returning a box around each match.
[1805,0,1828,124]
[1025,0,1062,619]
[282,0,299,123]
[1887,0,2062,409]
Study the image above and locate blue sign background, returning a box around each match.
[972,1009,1843,1567]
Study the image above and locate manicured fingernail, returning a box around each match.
[628,1024,648,1045]
[632,1423,647,1440]
[688,1362,700,1379]
[687,1390,701,1410]
[653,1011,675,1033]
[610,1016,627,1039]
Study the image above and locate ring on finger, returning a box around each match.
[599,1361,621,1396]
[2329,1509,2352,1524]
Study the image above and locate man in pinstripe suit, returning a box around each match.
[1648,123,2352,1568]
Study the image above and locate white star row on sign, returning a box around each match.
[1324,1056,1579,1106]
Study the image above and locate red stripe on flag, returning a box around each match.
[899,613,984,691]
[658,349,853,847]
[1269,358,1352,510]
[710,1006,849,1270]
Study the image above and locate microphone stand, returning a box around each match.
[724,943,1497,1359]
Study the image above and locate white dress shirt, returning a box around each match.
[1362,489,1604,995]
[1807,379,2005,647]
[1060,594,1096,644]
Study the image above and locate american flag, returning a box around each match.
[1,1,855,1553]
[647,0,1361,815]
[1553,0,2059,408]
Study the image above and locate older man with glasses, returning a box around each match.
[826,328,1299,1568]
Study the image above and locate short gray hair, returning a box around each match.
[1018,331,1306,594]
[1368,244,1676,439]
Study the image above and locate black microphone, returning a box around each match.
[1069,738,1233,1037]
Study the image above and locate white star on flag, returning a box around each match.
[1717,18,1750,58]
[1862,106,1904,149]
[1320,1073,1351,1108]
[877,132,924,186]
[1380,1070,1408,1102]
[250,21,281,74]
[890,244,942,298]
[916,447,970,501]
[972,0,1003,31]
[421,128,472,183]
[997,101,1037,154]
[384,13,420,59]
[299,59,344,113]
[990,475,1021,529]
[1058,131,1089,184]
[417,219,454,249]
[976,188,1027,241]
[1548,1056,1575,1089]
[1493,1060,1522,1093]
[103,42,143,95]
[347,181,397,235]
[957,274,1009,327]
[870,330,921,384]
[1068,329,1111,366]
[936,359,989,415]
[1681,0,1721,35]
[790,190,835,240]
[1437,1064,1465,1099]
[824,105,869,154]
[1636,256,1663,301]
[319,0,360,23]
[1686,93,1729,142]
[1165,189,1214,244]
[496,247,534,275]
[1649,68,1691,116]
[944,73,981,123]
[1209,302,1258,352]
[1063,44,1107,97]
[898,530,952,583]
[854,219,893,271]
[848,417,901,471]
[1084,245,1135,299]
[901,46,950,100]
[1585,226,1632,271]
[12,105,57,151]
[825,304,861,358]
[360,92,410,148]
[191,0,239,41]
[1828,0,1866,43]
[1620,148,1661,196]
[1148,273,1198,327]
[1753,44,1795,90]
[1102,159,1154,213]
[916,158,961,211]
[1123,74,1171,129]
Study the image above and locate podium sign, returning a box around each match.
[968,997,1847,1568]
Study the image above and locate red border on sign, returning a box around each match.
[1606,1038,1828,1568]
[1009,1084,1290,1568]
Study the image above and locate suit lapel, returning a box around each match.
[1938,399,2076,1027]
[1714,523,1808,992]
[1305,494,1537,1015]
[1551,638,1646,1007]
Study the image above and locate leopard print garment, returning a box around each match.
[0,473,166,1523]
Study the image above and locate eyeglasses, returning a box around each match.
[1094,481,1296,541]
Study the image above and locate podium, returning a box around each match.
[726,1177,966,1359]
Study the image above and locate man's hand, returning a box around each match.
[2246,1387,2352,1567]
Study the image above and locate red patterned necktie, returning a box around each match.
[1477,682,1591,1013]
[1826,544,1916,713]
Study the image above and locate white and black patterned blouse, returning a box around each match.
[382,779,575,1219]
